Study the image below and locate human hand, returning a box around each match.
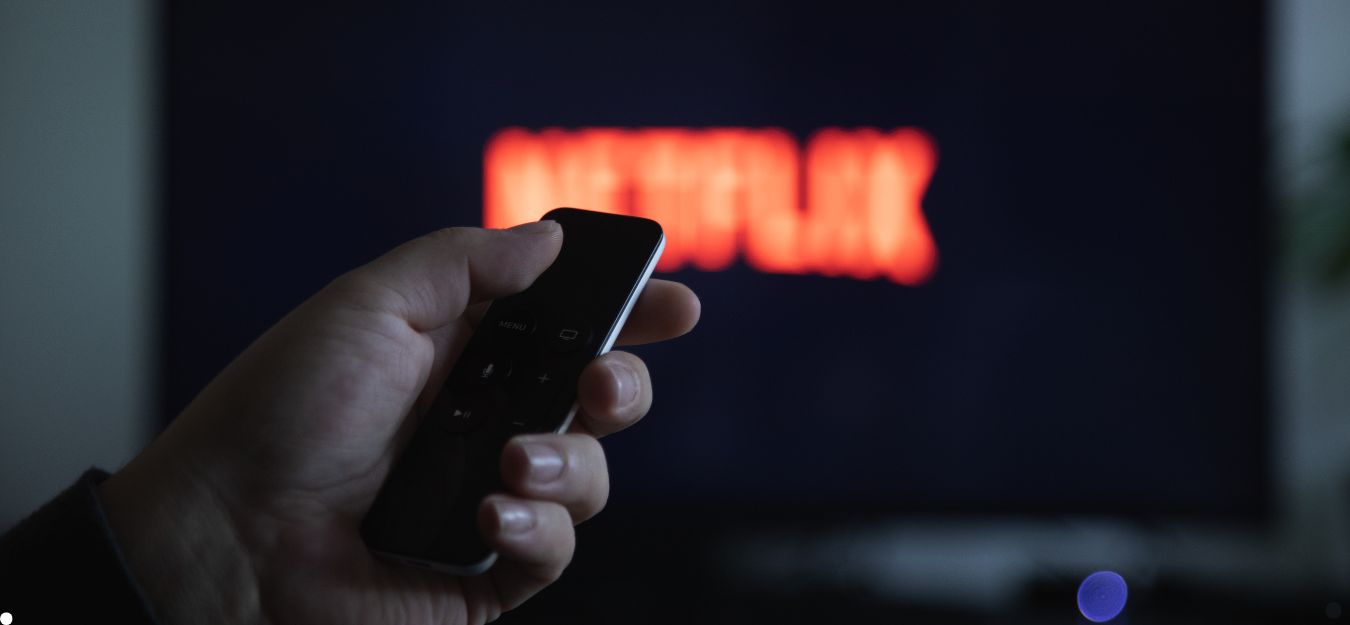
[99,222,700,624]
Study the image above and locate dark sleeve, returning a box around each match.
[0,469,158,624]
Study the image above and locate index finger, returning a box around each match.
[613,279,701,346]
[464,278,701,346]
[335,223,564,332]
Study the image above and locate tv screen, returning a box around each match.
[164,0,1267,524]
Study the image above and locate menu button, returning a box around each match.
[495,315,535,337]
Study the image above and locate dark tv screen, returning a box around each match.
[165,0,1268,519]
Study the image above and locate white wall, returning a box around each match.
[0,1,154,528]
[1271,0,1350,596]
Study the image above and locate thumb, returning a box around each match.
[336,221,563,331]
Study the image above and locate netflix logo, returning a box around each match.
[484,127,938,285]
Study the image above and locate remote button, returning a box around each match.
[458,353,510,386]
[506,394,563,431]
[432,392,492,434]
[510,361,560,394]
[493,313,536,339]
[506,359,563,430]
[547,319,592,352]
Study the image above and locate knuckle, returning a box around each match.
[427,225,471,245]
[582,483,610,521]
[569,435,609,520]
[568,434,607,472]
[530,504,576,583]
[426,227,477,268]
[541,548,573,585]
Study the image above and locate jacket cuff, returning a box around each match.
[0,469,158,624]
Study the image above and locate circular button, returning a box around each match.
[433,391,491,435]
[458,352,511,386]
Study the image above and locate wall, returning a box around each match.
[0,1,154,529]
[1273,0,1350,596]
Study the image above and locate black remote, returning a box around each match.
[361,207,665,574]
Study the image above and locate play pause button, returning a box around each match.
[438,396,489,434]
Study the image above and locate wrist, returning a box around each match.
[100,445,265,625]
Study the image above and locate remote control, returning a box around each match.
[361,207,665,574]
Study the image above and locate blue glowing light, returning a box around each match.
[1077,571,1128,622]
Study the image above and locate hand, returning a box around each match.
[99,222,700,624]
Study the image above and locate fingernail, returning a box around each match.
[613,362,640,408]
[522,442,565,484]
[495,501,536,535]
[509,220,560,235]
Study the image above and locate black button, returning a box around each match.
[493,313,535,339]
[458,352,510,386]
[506,390,563,431]
[510,362,560,395]
[506,360,563,431]
[546,319,592,352]
[430,391,491,434]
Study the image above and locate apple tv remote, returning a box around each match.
[361,207,665,574]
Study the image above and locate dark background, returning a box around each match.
[164,1,1269,621]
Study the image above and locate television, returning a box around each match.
[164,0,1268,618]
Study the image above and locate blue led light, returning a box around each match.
[1077,571,1128,622]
